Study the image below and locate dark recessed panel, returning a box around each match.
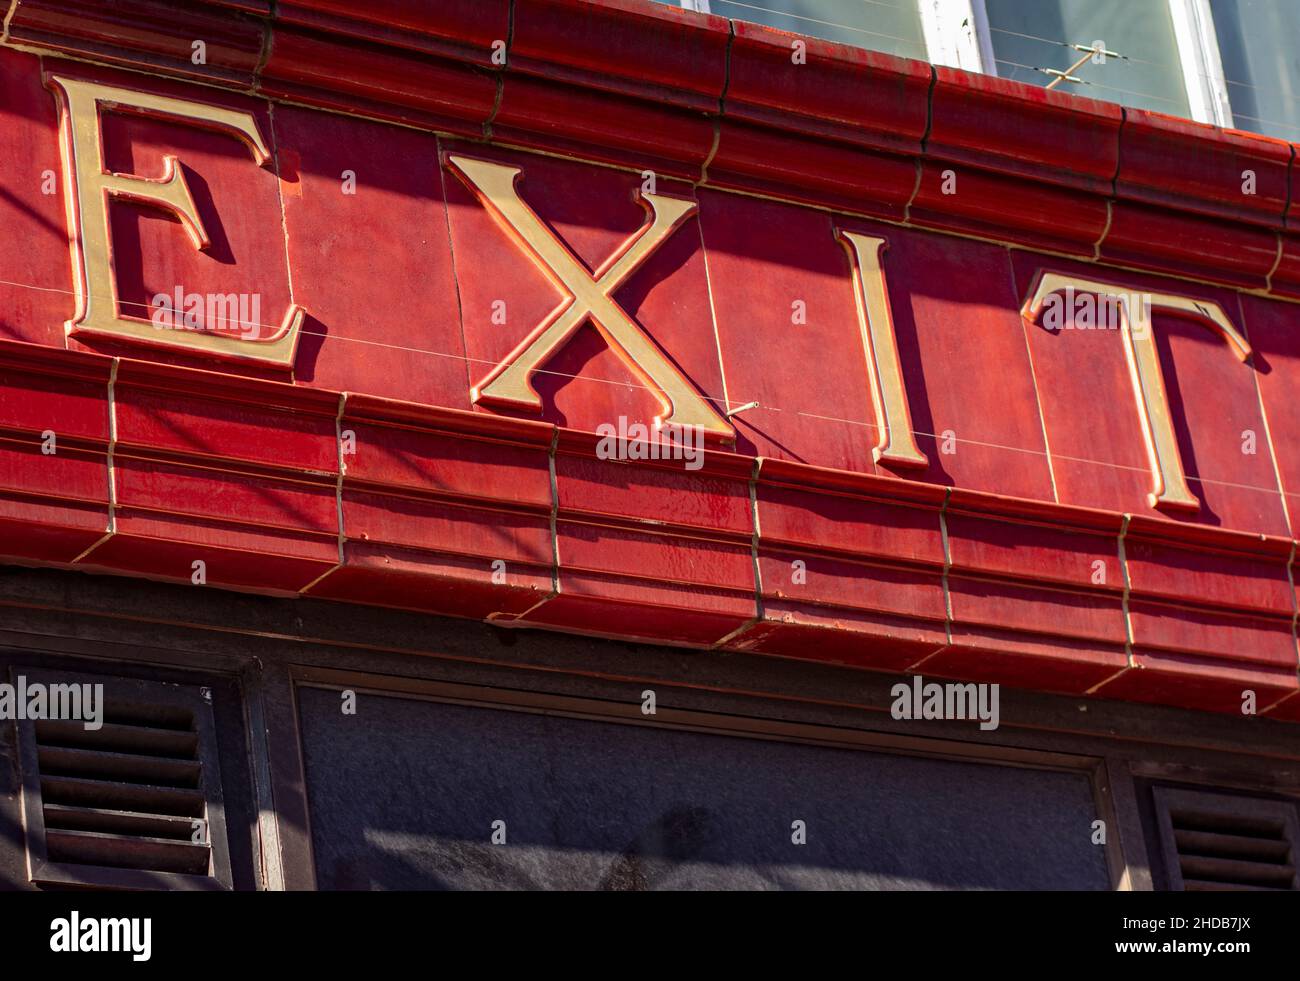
[298,687,1110,891]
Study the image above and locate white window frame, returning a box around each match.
[1168,0,1233,126]
[918,0,995,73]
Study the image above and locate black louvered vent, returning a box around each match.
[15,669,232,890]
[1155,787,1299,892]
[35,698,211,876]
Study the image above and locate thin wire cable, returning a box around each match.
[986,20,1300,134]
[993,58,1190,111]
[989,21,1281,95]
[0,273,1287,498]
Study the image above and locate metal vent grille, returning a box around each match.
[37,700,209,876]
[14,669,232,890]
[1154,787,1300,892]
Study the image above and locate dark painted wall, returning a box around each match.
[299,688,1110,890]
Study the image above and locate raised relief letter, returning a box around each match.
[446,155,732,438]
[836,229,927,467]
[1022,271,1251,511]
[48,76,305,367]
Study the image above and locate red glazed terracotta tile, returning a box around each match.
[757,481,942,566]
[0,361,110,443]
[1270,232,1300,300]
[0,440,110,562]
[494,76,717,182]
[1097,648,1297,716]
[743,489,949,671]
[723,19,929,155]
[310,486,554,617]
[924,66,1120,256]
[757,547,947,630]
[726,612,947,674]
[1106,110,1289,290]
[908,161,1109,257]
[1123,536,1293,615]
[113,365,339,474]
[1100,201,1279,290]
[274,108,469,408]
[0,437,107,507]
[80,531,336,594]
[343,422,552,511]
[0,507,108,564]
[0,48,74,350]
[261,24,495,135]
[835,220,1055,499]
[442,142,727,439]
[84,455,338,592]
[1117,110,1290,227]
[0,345,111,562]
[927,67,1121,197]
[110,455,338,537]
[947,575,1128,647]
[1126,598,1296,669]
[276,0,507,65]
[708,12,925,212]
[9,0,265,88]
[554,519,752,595]
[921,632,1127,696]
[1263,689,1300,722]
[1238,292,1300,528]
[698,190,879,471]
[513,519,754,646]
[338,487,552,568]
[499,0,727,178]
[707,121,918,220]
[308,544,552,619]
[519,587,751,648]
[945,510,1120,590]
[510,0,728,110]
[1011,252,1288,535]
[556,446,752,537]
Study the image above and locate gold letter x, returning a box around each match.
[447,155,732,438]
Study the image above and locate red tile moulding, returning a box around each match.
[731,461,949,673]
[0,332,1295,719]
[307,393,556,620]
[914,68,1120,255]
[497,0,728,179]
[4,0,267,88]
[709,19,929,218]
[0,344,111,564]
[2,1,1299,722]
[261,0,503,135]
[530,428,757,645]
[93,360,342,595]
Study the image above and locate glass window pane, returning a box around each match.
[707,1,929,61]
[1210,0,1300,141]
[985,0,1190,117]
